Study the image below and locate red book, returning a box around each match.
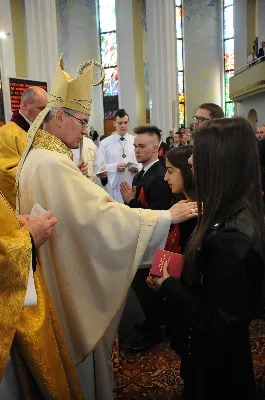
[150,249,183,279]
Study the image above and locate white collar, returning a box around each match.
[114,132,129,142]
[19,110,32,125]
[143,159,160,174]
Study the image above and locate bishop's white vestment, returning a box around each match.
[18,130,171,400]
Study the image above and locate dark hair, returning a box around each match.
[114,109,129,120]
[133,124,161,142]
[183,117,265,283]
[174,132,183,139]
[198,103,225,119]
[166,145,194,200]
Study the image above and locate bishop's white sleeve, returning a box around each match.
[23,256,37,306]
[93,149,106,174]
[139,210,171,268]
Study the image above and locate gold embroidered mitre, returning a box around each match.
[49,54,95,114]
[15,54,104,195]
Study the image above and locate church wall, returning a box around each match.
[234,0,247,71]
[236,94,265,127]
[183,0,223,127]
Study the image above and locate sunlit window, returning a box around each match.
[98,0,118,96]
[223,0,234,117]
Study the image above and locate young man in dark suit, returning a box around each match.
[120,125,172,352]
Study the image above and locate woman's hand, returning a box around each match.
[146,261,170,291]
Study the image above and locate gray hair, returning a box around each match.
[20,86,47,105]
[43,107,73,123]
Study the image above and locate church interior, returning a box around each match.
[1,0,265,399]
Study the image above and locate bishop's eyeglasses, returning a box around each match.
[63,110,89,127]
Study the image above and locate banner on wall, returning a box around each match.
[9,78,47,112]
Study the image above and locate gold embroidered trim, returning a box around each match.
[32,130,73,161]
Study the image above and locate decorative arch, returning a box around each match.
[248,108,258,129]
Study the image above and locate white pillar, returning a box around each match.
[24,0,58,88]
[257,0,265,48]
[146,0,177,139]
[91,0,104,136]
[0,0,16,121]
[116,0,138,130]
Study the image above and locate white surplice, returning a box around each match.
[99,133,141,202]
[72,136,105,184]
[18,138,171,400]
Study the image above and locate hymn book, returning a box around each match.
[150,249,183,279]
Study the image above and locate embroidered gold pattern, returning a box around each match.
[32,130,73,161]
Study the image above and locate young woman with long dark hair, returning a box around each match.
[148,117,265,399]
[164,145,196,253]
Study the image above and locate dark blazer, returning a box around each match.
[128,161,172,210]
[258,47,265,58]
[161,206,265,399]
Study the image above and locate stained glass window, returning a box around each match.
[103,68,119,96]
[100,32,118,68]
[176,0,185,126]
[223,1,234,117]
[98,0,118,118]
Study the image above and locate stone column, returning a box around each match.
[0,0,16,121]
[146,0,177,138]
[183,0,223,124]
[116,0,138,129]
[24,0,58,88]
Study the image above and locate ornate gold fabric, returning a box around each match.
[33,130,73,160]
[13,265,84,400]
[0,122,27,210]
[0,192,31,381]
[18,129,161,364]
[0,191,83,398]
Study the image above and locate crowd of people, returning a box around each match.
[0,55,265,400]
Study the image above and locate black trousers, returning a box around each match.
[132,268,166,336]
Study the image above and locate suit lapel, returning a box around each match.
[135,162,161,199]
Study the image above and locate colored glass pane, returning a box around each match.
[177,39,183,71]
[225,102,234,118]
[176,7,182,39]
[224,0,233,6]
[179,103,185,126]
[101,32,117,68]
[225,71,234,102]
[103,67,119,96]
[224,39,234,70]
[98,0,116,33]
[175,0,182,6]
[224,6,234,39]
[178,71,185,103]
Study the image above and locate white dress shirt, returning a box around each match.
[99,132,141,202]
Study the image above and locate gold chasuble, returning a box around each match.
[0,193,84,399]
[0,122,27,210]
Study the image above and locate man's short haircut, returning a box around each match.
[20,87,42,105]
[133,124,161,142]
[114,109,129,120]
[257,124,265,130]
[198,103,225,119]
